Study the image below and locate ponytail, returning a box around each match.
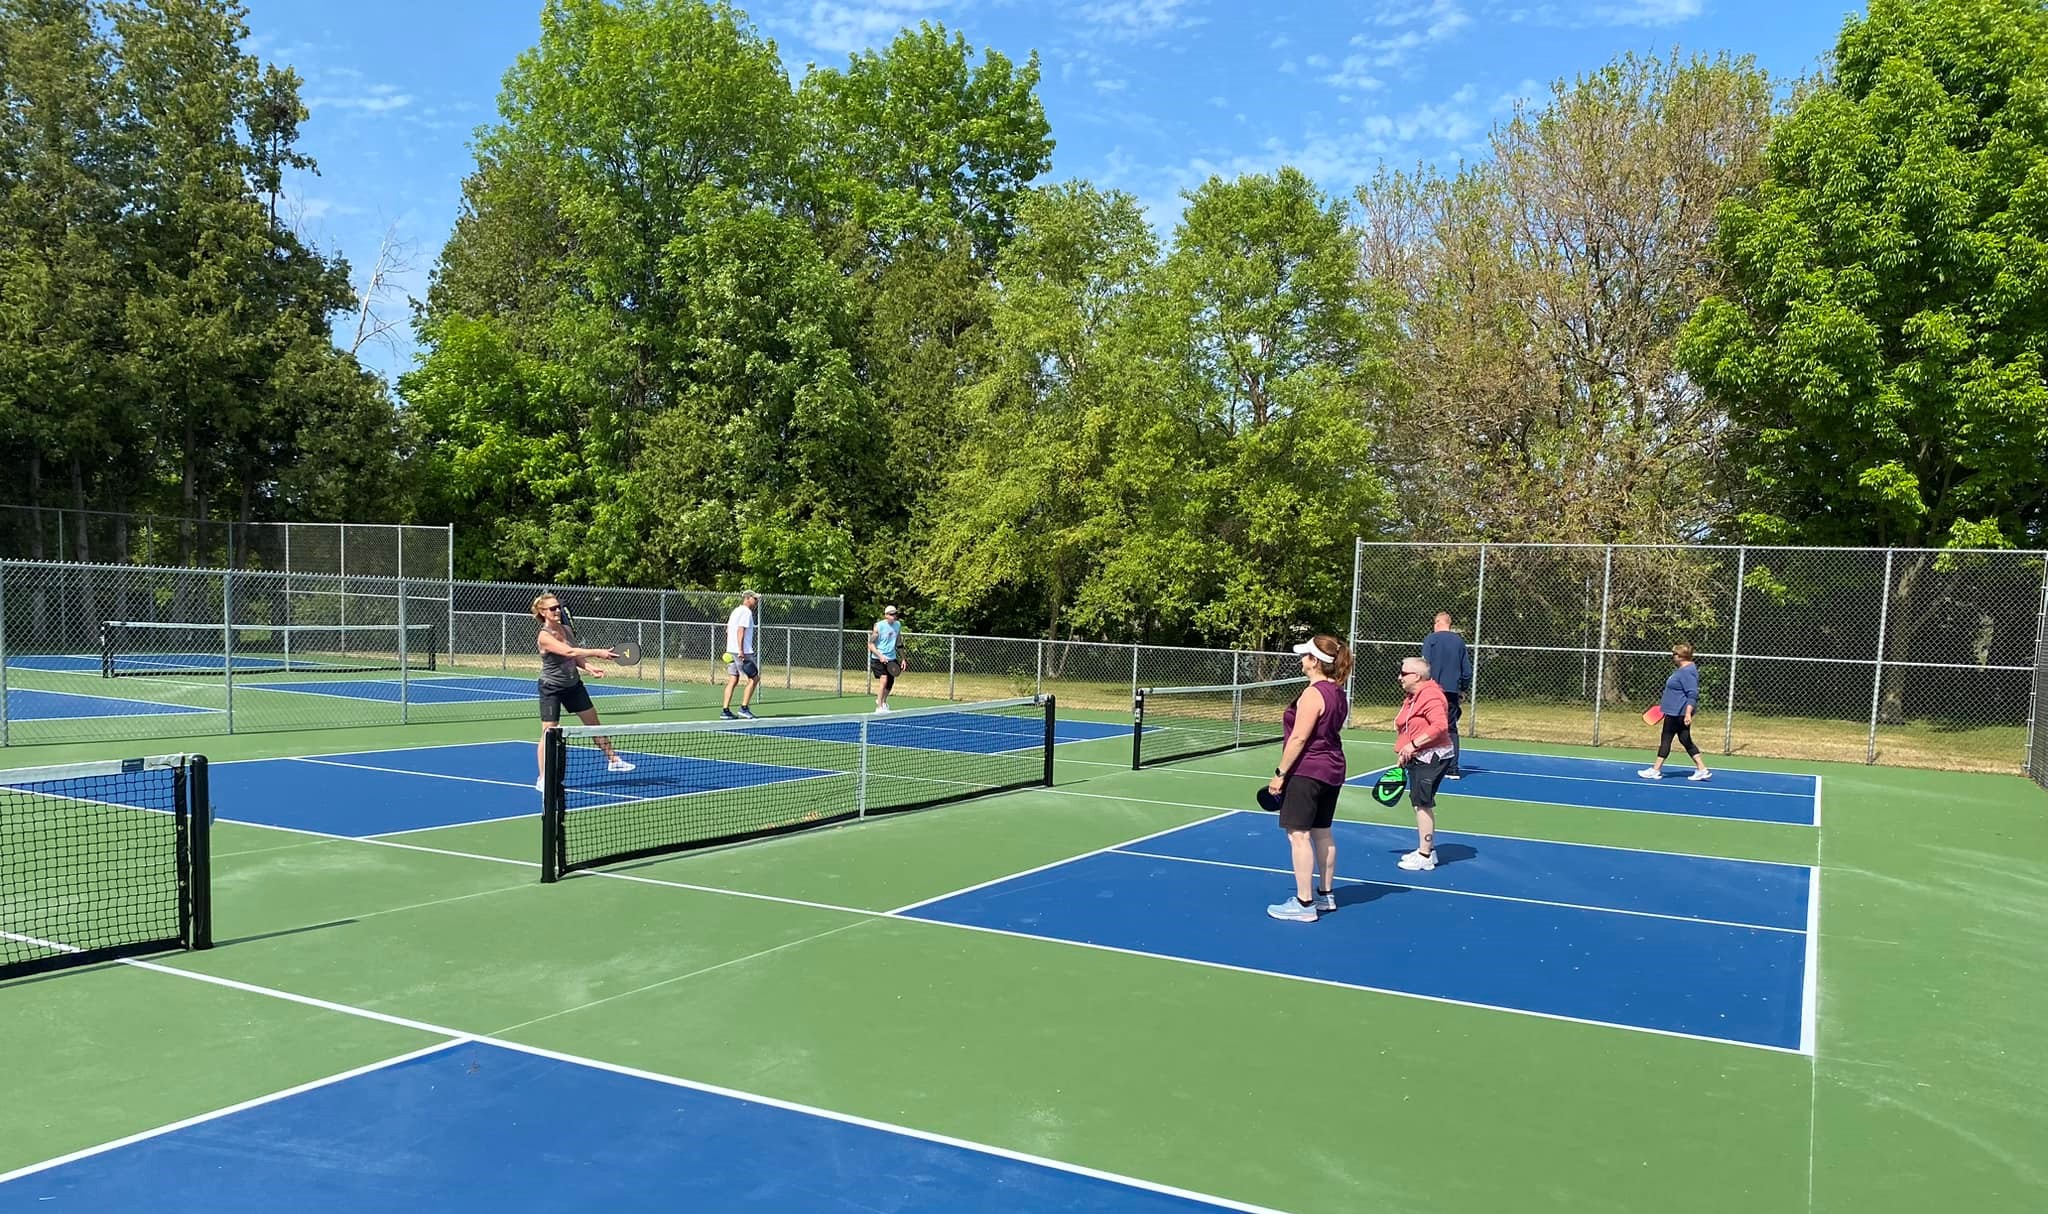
[1310,634,1352,684]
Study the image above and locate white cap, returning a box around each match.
[741,589,759,600]
[1292,640,1336,664]
[883,605,900,616]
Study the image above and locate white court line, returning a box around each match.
[1344,765,1818,828]
[289,755,571,796]
[1458,748,1821,788]
[1801,866,1821,1056]
[884,811,1238,915]
[0,959,1294,1214]
[1108,847,1807,934]
[1445,764,1816,799]
[1063,796,1817,871]
[1813,776,1824,828]
[0,1040,470,1185]
[210,738,530,768]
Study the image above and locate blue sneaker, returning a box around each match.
[1267,898,1318,922]
[720,709,737,720]
[737,707,756,720]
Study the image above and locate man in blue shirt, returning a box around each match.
[867,606,906,713]
[1422,612,1472,778]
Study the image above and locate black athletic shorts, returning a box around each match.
[869,657,903,679]
[1406,754,1451,809]
[1277,774,1341,831]
[539,680,594,723]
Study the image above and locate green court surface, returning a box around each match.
[4,693,2046,1213]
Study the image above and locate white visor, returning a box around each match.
[1292,641,1336,664]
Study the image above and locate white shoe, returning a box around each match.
[1636,768,1662,780]
[1397,849,1437,871]
[607,758,636,773]
[875,703,891,714]
[535,777,544,791]
[1267,898,1318,922]
[1313,890,1337,912]
[1688,769,1712,781]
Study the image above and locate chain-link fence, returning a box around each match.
[0,558,845,746]
[1349,540,2048,774]
[2032,585,2048,792]
[0,505,454,582]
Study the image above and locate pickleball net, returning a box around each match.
[1131,677,1308,769]
[541,696,1055,879]
[99,620,438,676]
[1,754,213,980]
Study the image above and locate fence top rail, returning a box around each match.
[1354,539,2048,558]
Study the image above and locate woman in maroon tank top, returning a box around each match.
[1265,634,1353,922]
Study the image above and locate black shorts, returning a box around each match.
[1277,774,1341,831]
[1406,754,1451,809]
[539,680,594,723]
[869,657,903,679]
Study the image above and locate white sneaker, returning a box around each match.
[1266,898,1318,922]
[1636,768,1662,780]
[607,757,636,773]
[1313,890,1337,912]
[875,703,891,714]
[1397,849,1437,872]
[535,777,544,791]
[1688,769,1712,781]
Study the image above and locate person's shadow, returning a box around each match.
[1323,841,1478,908]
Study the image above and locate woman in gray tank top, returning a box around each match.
[533,593,633,789]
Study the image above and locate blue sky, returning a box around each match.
[245,0,1863,381]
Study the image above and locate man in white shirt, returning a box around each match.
[720,590,761,720]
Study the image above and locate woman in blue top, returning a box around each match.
[1639,642,1711,781]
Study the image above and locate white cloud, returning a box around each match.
[1321,54,1384,92]
[1075,0,1204,40]
[306,83,414,114]
[1305,53,1330,69]
[789,0,955,57]
[1491,0,1701,27]
[1095,76,1129,93]
[1269,34,1292,49]
[1491,77,1542,114]
[1346,1,1470,72]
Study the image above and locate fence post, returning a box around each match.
[222,567,235,735]
[398,576,410,726]
[785,625,793,689]
[1131,643,1140,703]
[1036,638,1044,697]
[1346,536,1363,705]
[1867,548,1895,764]
[835,597,846,697]
[1723,547,1747,755]
[658,593,668,707]
[1590,545,1614,745]
[446,525,456,675]
[2026,558,2048,777]
[948,634,957,701]
[0,561,9,746]
[1469,544,1487,738]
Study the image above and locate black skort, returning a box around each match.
[869,657,904,679]
[1277,774,1341,831]
[539,680,594,723]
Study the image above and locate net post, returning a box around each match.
[1042,694,1056,786]
[540,729,565,882]
[857,718,871,818]
[1867,548,1895,764]
[1131,689,1145,770]
[1723,546,1746,755]
[186,755,213,950]
[1589,545,1613,746]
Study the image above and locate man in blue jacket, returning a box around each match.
[1422,612,1472,778]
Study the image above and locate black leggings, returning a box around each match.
[1658,713,1700,759]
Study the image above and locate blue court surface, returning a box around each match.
[194,714,1128,836]
[900,811,1817,1052]
[0,1040,1258,1213]
[1350,748,1821,825]
[236,674,653,705]
[9,652,408,675]
[0,687,214,721]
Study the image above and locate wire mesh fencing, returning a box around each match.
[1349,540,2048,774]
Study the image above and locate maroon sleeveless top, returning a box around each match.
[1282,680,1348,786]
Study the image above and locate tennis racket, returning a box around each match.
[1370,766,1408,807]
[1642,705,1664,725]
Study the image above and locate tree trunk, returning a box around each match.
[69,458,91,564]
[1877,552,1931,726]
[28,453,46,560]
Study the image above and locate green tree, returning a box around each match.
[1679,0,2048,551]
[1678,0,2048,721]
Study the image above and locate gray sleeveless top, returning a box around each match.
[539,632,581,690]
